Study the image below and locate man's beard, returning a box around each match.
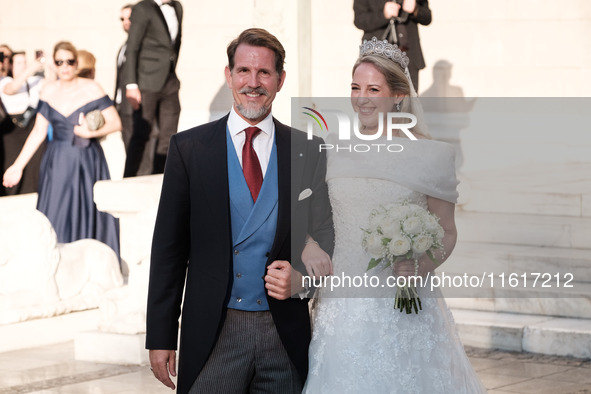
[236,87,270,121]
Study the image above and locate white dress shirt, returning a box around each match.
[154,0,179,41]
[227,107,275,178]
[0,76,43,114]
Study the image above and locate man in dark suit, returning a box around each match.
[115,4,133,148]
[354,0,432,91]
[146,28,334,393]
[124,0,182,176]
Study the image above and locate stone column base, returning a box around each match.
[74,331,149,365]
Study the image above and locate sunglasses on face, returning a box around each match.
[54,59,76,67]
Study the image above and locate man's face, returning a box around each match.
[225,44,286,125]
[0,46,12,76]
[120,8,132,33]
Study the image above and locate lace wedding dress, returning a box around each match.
[303,136,486,393]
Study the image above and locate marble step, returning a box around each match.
[441,242,591,318]
[0,309,99,353]
[458,162,591,218]
[447,293,591,319]
[455,210,591,249]
[451,309,591,359]
[446,241,591,284]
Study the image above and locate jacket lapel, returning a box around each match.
[199,115,230,222]
[173,1,182,26]
[267,119,292,262]
[150,0,172,41]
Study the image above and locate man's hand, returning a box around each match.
[402,0,417,14]
[149,349,177,390]
[265,260,303,300]
[301,241,333,278]
[126,87,142,110]
[383,1,401,19]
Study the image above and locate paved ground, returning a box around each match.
[1,342,591,393]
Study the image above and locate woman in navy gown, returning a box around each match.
[3,41,121,258]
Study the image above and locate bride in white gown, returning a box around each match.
[303,38,486,393]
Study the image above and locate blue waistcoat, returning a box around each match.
[226,128,278,311]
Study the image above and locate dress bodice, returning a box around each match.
[324,135,458,284]
[37,95,113,143]
[329,177,426,280]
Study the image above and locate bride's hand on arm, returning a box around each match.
[394,197,457,278]
[2,114,49,188]
[301,236,333,278]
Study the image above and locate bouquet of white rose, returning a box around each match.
[362,201,444,314]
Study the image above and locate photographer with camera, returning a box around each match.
[353,0,432,92]
[0,50,53,195]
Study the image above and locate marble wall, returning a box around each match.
[1,0,590,131]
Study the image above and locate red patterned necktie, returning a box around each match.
[242,126,263,202]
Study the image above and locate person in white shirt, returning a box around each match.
[0,51,50,195]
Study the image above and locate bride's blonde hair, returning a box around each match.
[353,54,430,139]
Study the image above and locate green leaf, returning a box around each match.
[366,258,382,271]
[426,249,440,266]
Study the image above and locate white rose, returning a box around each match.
[387,203,410,216]
[424,214,440,233]
[435,225,445,240]
[367,213,381,232]
[364,233,385,258]
[383,203,400,212]
[388,235,411,256]
[412,234,433,254]
[407,203,424,214]
[379,218,401,237]
[402,216,422,235]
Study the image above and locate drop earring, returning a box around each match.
[396,102,401,112]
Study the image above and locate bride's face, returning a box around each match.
[351,62,401,132]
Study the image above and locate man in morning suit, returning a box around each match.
[124,0,182,176]
[146,28,334,393]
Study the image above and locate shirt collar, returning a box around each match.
[154,0,171,6]
[228,106,274,138]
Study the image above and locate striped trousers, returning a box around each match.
[189,309,303,394]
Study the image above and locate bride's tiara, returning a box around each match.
[359,37,409,70]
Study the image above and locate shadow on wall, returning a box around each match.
[209,81,234,122]
[421,59,477,173]
[421,59,476,110]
